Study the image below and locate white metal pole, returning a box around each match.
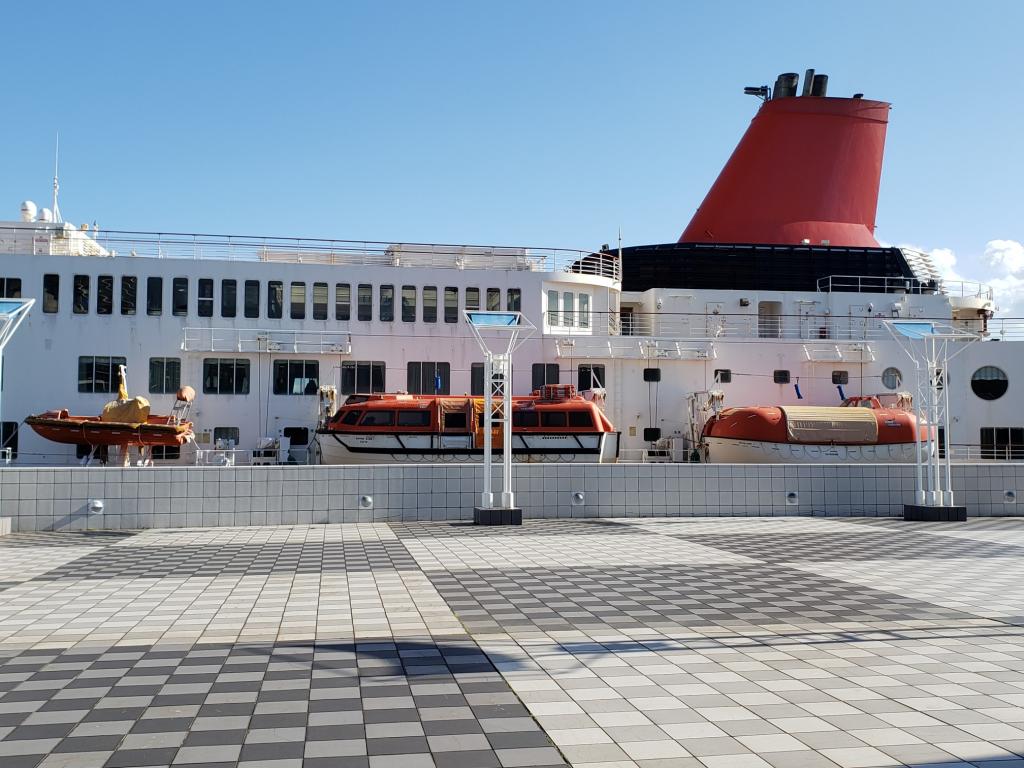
[942,340,954,506]
[914,360,925,505]
[501,355,514,508]
[481,353,493,509]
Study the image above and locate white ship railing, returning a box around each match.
[182,328,352,354]
[817,274,993,300]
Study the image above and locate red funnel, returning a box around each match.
[680,95,890,247]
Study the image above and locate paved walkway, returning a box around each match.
[2,517,1024,768]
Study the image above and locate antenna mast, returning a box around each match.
[52,132,63,224]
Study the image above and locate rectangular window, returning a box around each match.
[444,287,458,323]
[406,362,451,395]
[120,276,137,315]
[172,278,189,316]
[340,361,386,394]
[773,370,791,384]
[290,282,306,320]
[541,411,568,428]
[397,411,431,428]
[202,358,251,395]
[471,362,485,396]
[1,422,18,460]
[512,410,539,428]
[832,370,850,385]
[78,356,127,393]
[151,445,180,461]
[380,285,394,322]
[268,281,283,319]
[532,363,560,390]
[149,357,181,394]
[147,276,163,315]
[213,427,240,447]
[0,278,21,298]
[423,286,437,323]
[357,284,372,321]
[221,280,237,318]
[714,369,732,384]
[980,427,1024,460]
[465,287,480,311]
[244,280,259,318]
[312,282,328,320]
[578,293,590,328]
[272,360,320,395]
[96,276,113,315]
[42,274,59,313]
[578,364,605,391]
[486,288,500,311]
[197,279,213,318]
[335,283,350,321]
[73,275,89,314]
[507,288,521,312]
[547,289,559,326]
[562,291,575,327]
[401,285,417,322]
[282,426,309,446]
[568,411,593,428]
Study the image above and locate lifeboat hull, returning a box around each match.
[25,412,193,448]
[703,436,922,464]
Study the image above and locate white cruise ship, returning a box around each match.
[1,69,1020,466]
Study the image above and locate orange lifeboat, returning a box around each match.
[701,395,924,463]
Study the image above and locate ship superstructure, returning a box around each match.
[1,70,1021,465]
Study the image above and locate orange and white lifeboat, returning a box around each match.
[315,384,620,464]
[701,395,925,463]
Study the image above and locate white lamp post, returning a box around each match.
[465,310,535,524]
[0,299,35,464]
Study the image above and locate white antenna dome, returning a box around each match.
[38,207,54,222]
[20,201,37,222]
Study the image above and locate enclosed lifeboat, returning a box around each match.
[315,384,620,464]
[701,395,924,463]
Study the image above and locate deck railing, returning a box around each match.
[816,274,994,300]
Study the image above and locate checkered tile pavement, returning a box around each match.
[1,518,1024,767]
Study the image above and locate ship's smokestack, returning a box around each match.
[680,71,889,248]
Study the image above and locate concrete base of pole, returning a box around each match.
[473,507,522,526]
[0,518,10,537]
[903,504,967,522]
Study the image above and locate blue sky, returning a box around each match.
[3,2,1022,306]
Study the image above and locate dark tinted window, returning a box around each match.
[336,283,350,321]
[313,282,328,320]
[340,361,386,394]
[97,275,113,315]
[198,278,213,317]
[272,360,320,395]
[971,366,1008,401]
[407,362,451,395]
[423,287,437,323]
[487,288,500,311]
[244,280,259,318]
[121,276,137,315]
[444,287,458,323]
[78,356,127,393]
[513,411,539,428]
[1,421,18,460]
[568,411,593,428]
[290,282,305,319]
[42,274,59,313]
[380,285,394,322]
[444,412,467,430]
[541,411,567,428]
[282,426,309,446]
[268,281,283,318]
[357,284,372,321]
[149,357,181,394]
[465,287,480,310]
[832,370,849,385]
[532,363,559,390]
[0,278,21,298]
[774,370,790,384]
[360,410,394,427]
[340,410,361,425]
[147,276,163,315]
[471,363,484,396]
[73,275,89,314]
[402,286,416,322]
[221,280,237,318]
[714,369,731,384]
[397,410,431,427]
[507,288,521,312]
[202,358,251,394]
[172,278,189,316]
[578,364,605,390]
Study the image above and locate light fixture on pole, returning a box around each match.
[465,310,536,525]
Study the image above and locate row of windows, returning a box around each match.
[346,407,594,430]
[39,275,521,323]
[546,289,591,328]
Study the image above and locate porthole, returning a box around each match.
[881,367,902,390]
[971,366,1008,401]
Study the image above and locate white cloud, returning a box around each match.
[984,239,1024,275]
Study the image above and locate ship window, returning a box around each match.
[407,362,451,395]
[149,357,181,394]
[578,364,605,391]
[73,275,89,314]
[339,410,361,426]
[562,292,575,326]
[151,445,180,461]
[202,358,251,395]
[282,426,309,446]
[341,361,386,394]
[486,288,500,311]
[714,369,732,384]
[444,412,467,430]
[507,288,521,313]
[532,363,559,390]
[0,278,22,298]
[357,284,372,321]
[1,422,18,460]
[471,363,485,396]
[213,427,240,448]
[335,283,350,321]
[244,280,259,318]
[980,427,1024,460]
[147,276,162,315]
[380,285,394,322]
[774,370,790,384]
[272,360,319,395]
[197,279,213,317]
[401,285,416,322]
[172,278,188,316]
[832,370,849,385]
[972,366,1008,401]
[42,274,59,313]
[423,286,437,323]
[290,282,306,320]
[541,411,568,428]
[444,287,458,323]
[882,366,902,390]
[96,275,113,315]
[568,411,593,428]
[578,293,590,328]
[465,287,480,311]
[268,281,283,319]
[547,289,559,326]
[397,410,431,428]
[512,411,539,428]
[222,280,237,318]
[78,356,127,393]
[312,282,328,320]
[360,410,394,427]
[121,276,137,315]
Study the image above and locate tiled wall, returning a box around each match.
[0,463,1021,532]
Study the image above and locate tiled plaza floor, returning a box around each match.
[1,518,1024,768]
